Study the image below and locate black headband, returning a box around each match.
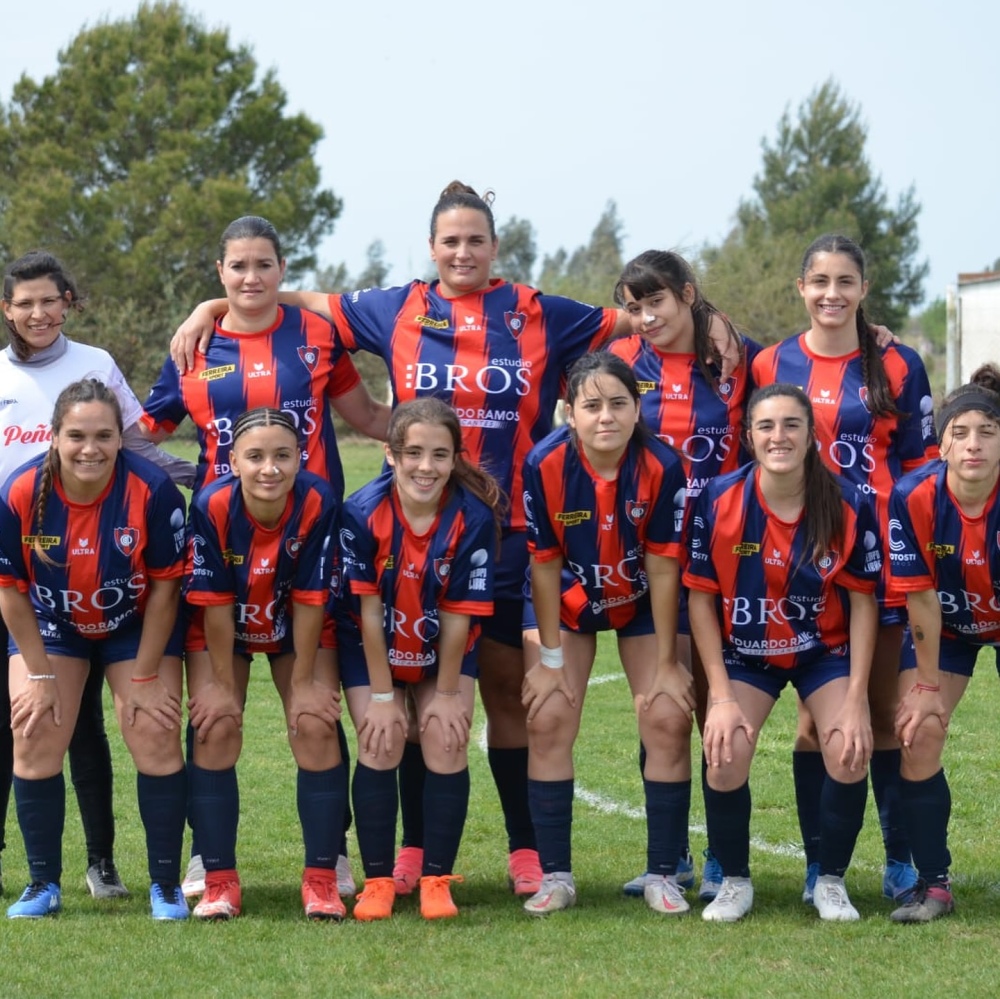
[936,390,1000,437]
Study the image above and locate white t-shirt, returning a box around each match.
[0,340,144,485]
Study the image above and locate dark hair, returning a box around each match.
[800,234,902,419]
[746,383,844,567]
[232,406,300,446]
[937,363,1000,442]
[2,250,85,361]
[218,216,283,261]
[387,397,507,537]
[429,181,497,242]
[33,379,123,564]
[564,352,655,453]
[614,250,744,389]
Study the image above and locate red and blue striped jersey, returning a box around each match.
[0,451,186,635]
[888,461,1000,645]
[328,280,617,529]
[606,335,761,499]
[185,471,338,650]
[751,334,937,519]
[684,463,881,667]
[141,306,360,497]
[340,470,495,683]
[523,427,686,630]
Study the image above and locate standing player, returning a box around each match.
[520,352,692,916]
[887,366,1000,922]
[1,250,194,901]
[688,384,880,922]
[610,249,759,900]
[751,234,936,902]
[0,379,188,920]
[184,407,345,921]
[142,216,385,895]
[339,398,500,920]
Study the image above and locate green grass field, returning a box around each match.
[2,439,999,998]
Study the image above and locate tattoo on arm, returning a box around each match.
[914,626,925,642]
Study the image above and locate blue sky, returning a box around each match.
[4,0,995,313]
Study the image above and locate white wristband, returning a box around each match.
[27,673,57,682]
[370,690,395,703]
[539,645,564,670]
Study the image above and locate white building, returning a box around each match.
[947,271,1000,391]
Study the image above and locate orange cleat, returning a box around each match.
[353,876,396,921]
[419,874,464,920]
[507,848,543,896]
[193,869,242,921]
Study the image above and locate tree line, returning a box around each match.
[0,2,952,404]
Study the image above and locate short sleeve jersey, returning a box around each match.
[751,334,937,521]
[888,461,1000,645]
[0,451,186,634]
[0,339,144,484]
[141,307,360,497]
[341,470,495,683]
[328,280,617,530]
[185,471,338,648]
[684,464,882,667]
[523,427,686,630]
[606,334,761,499]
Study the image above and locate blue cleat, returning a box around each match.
[802,862,821,904]
[883,858,919,900]
[8,881,61,919]
[150,882,189,921]
[699,849,724,902]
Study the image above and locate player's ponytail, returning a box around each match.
[430,181,497,241]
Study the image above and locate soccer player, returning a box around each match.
[886,365,1000,923]
[183,407,345,921]
[610,249,761,901]
[1,250,194,901]
[142,216,383,896]
[0,379,188,920]
[687,383,880,922]
[339,398,500,920]
[520,352,691,916]
[141,215,389,497]
[751,234,937,903]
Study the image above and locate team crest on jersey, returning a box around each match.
[114,527,140,557]
[858,386,870,412]
[433,558,452,584]
[718,376,736,397]
[285,536,304,558]
[625,501,648,525]
[297,346,320,373]
[815,550,839,577]
[504,311,527,339]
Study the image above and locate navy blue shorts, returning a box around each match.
[337,615,479,689]
[8,612,183,665]
[723,646,851,701]
[899,629,1000,678]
